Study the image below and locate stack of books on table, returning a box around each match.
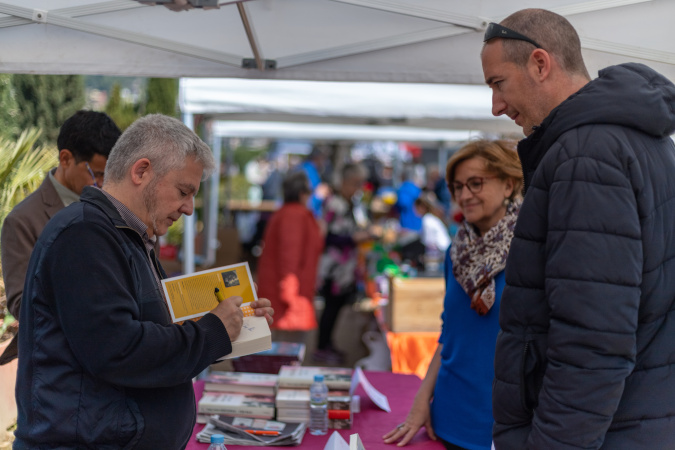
[276,365,354,429]
[197,371,278,423]
[197,416,306,446]
[232,341,306,374]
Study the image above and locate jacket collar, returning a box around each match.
[80,186,127,228]
[517,63,675,194]
[39,169,67,219]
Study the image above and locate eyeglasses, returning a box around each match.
[85,162,100,188]
[483,22,543,49]
[450,176,498,196]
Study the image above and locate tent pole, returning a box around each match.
[203,132,222,268]
[182,112,196,275]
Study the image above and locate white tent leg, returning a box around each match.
[182,112,196,275]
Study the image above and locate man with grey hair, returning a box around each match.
[482,8,675,449]
[14,114,274,449]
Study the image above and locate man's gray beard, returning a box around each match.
[142,179,159,237]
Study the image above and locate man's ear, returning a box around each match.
[529,48,552,81]
[130,158,152,187]
[58,149,75,167]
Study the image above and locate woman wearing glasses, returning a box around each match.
[383,140,522,450]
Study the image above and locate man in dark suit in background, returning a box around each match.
[0,110,121,364]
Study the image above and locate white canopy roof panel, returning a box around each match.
[212,120,480,142]
[0,0,672,83]
[180,77,520,134]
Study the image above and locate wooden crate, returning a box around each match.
[384,277,445,332]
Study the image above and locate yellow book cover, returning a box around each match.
[161,262,272,359]
[161,262,257,322]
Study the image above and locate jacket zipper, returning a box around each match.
[520,340,532,414]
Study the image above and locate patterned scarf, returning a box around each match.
[451,199,521,315]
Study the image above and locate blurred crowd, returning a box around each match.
[251,143,458,364]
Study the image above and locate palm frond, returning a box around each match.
[0,128,57,225]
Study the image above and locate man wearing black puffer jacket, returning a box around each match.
[482,8,675,450]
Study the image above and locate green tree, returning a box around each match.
[105,83,139,131]
[12,75,86,145]
[0,75,20,140]
[143,77,179,117]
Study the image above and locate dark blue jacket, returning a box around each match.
[493,63,675,449]
[15,187,233,449]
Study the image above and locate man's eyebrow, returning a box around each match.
[485,76,497,86]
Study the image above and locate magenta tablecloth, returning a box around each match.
[186,371,445,449]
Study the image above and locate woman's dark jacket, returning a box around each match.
[14,187,233,449]
[493,63,675,449]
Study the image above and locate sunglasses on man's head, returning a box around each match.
[483,22,543,49]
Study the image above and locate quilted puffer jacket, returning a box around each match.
[493,63,675,449]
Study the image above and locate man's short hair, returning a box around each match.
[104,114,216,184]
[282,171,311,203]
[498,9,590,80]
[57,110,121,162]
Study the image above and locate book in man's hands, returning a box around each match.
[197,391,275,419]
[203,371,278,396]
[160,262,271,359]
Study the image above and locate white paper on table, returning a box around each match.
[349,367,391,412]
[349,433,367,450]
[324,430,349,450]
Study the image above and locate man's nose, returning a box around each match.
[492,91,507,117]
[180,198,194,216]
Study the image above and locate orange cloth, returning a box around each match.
[257,203,324,331]
[387,331,440,379]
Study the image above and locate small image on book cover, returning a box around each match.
[222,269,240,287]
[161,262,256,322]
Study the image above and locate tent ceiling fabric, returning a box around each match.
[211,120,480,142]
[0,0,673,83]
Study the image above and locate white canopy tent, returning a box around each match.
[0,0,672,83]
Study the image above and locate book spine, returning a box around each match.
[198,404,274,417]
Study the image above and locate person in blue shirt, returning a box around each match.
[395,168,422,232]
[299,146,329,217]
[383,140,522,450]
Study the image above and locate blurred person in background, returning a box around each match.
[257,172,324,347]
[299,146,330,217]
[395,165,423,232]
[414,192,451,272]
[427,164,451,219]
[314,163,371,364]
[384,140,522,450]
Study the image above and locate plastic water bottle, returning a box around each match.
[207,433,227,450]
[309,374,329,435]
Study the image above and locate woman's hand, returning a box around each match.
[382,395,436,446]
